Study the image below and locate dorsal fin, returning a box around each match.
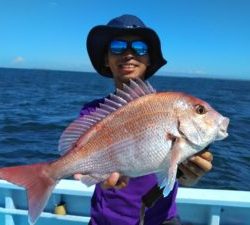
[58,78,156,155]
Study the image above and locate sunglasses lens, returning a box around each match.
[131,41,148,56]
[110,40,127,54]
[109,40,148,56]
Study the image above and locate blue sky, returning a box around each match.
[0,0,249,80]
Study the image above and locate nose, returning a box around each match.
[123,53,135,61]
[122,48,135,59]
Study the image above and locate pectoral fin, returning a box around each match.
[156,136,184,197]
[156,164,178,197]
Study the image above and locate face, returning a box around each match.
[105,35,150,89]
[177,95,229,148]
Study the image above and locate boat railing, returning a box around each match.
[0,179,249,225]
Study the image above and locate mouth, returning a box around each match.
[119,62,137,69]
[217,117,230,140]
[219,127,228,136]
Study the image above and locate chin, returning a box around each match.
[122,73,144,81]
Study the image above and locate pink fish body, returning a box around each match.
[0,79,229,224]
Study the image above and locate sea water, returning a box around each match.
[0,68,249,191]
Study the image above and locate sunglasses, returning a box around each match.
[109,40,148,56]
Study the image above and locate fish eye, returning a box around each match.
[195,104,206,114]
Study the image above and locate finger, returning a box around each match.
[101,172,120,189]
[195,150,213,162]
[178,163,199,185]
[74,173,84,181]
[189,155,213,172]
[114,176,129,189]
[180,161,204,178]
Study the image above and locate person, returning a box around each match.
[74,14,213,225]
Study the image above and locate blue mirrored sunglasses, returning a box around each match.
[109,40,148,56]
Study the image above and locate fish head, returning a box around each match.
[175,94,229,148]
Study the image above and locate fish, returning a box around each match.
[0,78,229,224]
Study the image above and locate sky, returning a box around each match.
[0,0,250,80]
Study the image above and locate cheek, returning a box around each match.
[106,56,119,73]
[108,63,117,73]
[196,114,219,139]
[136,57,150,75]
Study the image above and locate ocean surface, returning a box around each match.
[0,68,249,191]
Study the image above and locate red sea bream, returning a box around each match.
[0,79,229,224]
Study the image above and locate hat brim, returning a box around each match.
[87,25,167,79]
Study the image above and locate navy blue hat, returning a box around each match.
[87,14,167,78]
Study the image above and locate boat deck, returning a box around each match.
[0,179,249,225]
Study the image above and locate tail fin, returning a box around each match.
[0,163,57,225]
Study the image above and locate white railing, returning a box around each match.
[0,179,250,225]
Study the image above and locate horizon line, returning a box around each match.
[0,66,249,81]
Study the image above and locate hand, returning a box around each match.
[74,172,129,189]
[101,172,129,189]
[178,150,213,186]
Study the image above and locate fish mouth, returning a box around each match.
[217,117,230,140]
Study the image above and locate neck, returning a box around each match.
[114,76,146,90]
[114,80,125,89]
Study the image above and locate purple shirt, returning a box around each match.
[80,98,178,225]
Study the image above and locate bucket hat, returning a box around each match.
[87,14,167,79]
